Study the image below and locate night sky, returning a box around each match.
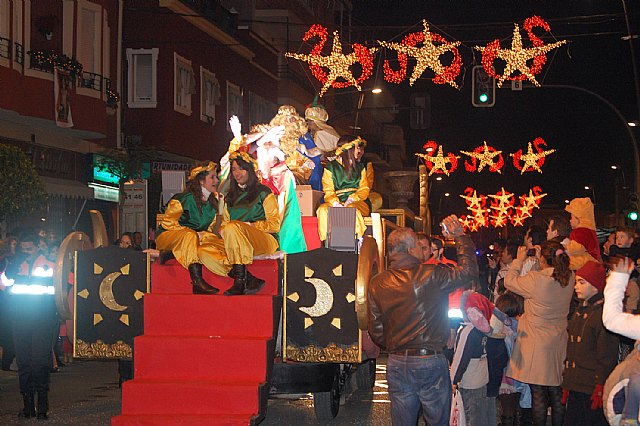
[348,0,640,214]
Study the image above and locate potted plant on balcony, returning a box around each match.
[35,14,60,40]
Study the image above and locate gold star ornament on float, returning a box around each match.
[475,17,567,88]
[378,20,461,88]
[285,26,378,97]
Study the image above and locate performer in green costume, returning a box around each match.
[156,161,229,294]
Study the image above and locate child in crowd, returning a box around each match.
[492,292,532,426]
[451,291,495,426]
[563,261,619,426]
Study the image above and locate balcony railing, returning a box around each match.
[0,37,11,59]
[78,71,103,92]
[14,42,23,64]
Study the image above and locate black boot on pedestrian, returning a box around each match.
[244,269,265,295]
[159,250,175,265]
[36,391,48,420]
[188,263,219,295]
[18,392,35,418]
[224,265,246,296]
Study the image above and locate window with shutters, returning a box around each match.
[226,81,243,131]
[126,48,158,108]
[200,67,220,124]
[174,53,194,116]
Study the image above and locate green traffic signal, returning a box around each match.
[628,210,638,221]
[479,93,488,103]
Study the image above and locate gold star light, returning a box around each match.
[378,20,461,87]
[511,142,556,174]
[520,188,547,210]
[475,24,566,87]
[460,189,484,209]
[285,31,378,97]
[460,142,503,173]
[416,145,460,176]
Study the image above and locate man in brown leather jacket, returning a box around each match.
[368,215,478,426]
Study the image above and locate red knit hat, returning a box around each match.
[461,291,494,333]
[576,261,606,293]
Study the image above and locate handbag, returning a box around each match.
[450,389,466,426]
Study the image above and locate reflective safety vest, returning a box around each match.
[1,254,56,296]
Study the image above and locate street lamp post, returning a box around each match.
[584,185,596,205]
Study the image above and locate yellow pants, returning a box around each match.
[316,201,369,241]
[220,221,279,265]
[155,229,230,276]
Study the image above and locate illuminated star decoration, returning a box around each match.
[475,16,567,87]
[379,20,462,88]
[511,137,556,174]
[461,141,504,173]
[415,140,460,176]
[458,186,547,231]
[488,187,515,228]
[460,187,489,229]
[285,25,377,97]
[519,186,547,211]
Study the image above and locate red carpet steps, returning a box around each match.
[113,217,320,425]
[112,260,280,426]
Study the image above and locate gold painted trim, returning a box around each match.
[146,252,151,292]
[75,339,132,358]
[73,252,78,358]
[355,236,379,330]
[358,328,362,363]
[285,343,360,363]
[282,253,287,360]
[375,208,406,228]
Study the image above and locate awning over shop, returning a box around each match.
[41,176,95,199]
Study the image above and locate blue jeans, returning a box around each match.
[387,353,451,426]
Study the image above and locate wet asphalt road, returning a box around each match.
[0,356,398,425]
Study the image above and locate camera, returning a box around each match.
[526,248,537,257]
[441,222,448,234]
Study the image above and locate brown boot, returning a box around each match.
[188,263,219,295]
[224,265,246,296]
[159,250,175,265]
[244,269,265,295]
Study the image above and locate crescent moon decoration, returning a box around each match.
[299,278,334,317]
[99,272,128,312]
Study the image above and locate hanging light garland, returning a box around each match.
[415,140,460,176]
[458,186,547,231]
[378,20,462,88]
[474,16,567,87]
[285,25,377,97]
[460,141,504,173]
[511,137,556,174]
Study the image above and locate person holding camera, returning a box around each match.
[504,240,574,426]
[368,216,479,426]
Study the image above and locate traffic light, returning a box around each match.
[625,193,638,224]
[472,65,495,107]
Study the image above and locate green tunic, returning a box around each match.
[229,185,276,237]
[156,192,218,236]
[325,160,367,203]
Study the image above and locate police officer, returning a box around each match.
[3,231,57,419]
